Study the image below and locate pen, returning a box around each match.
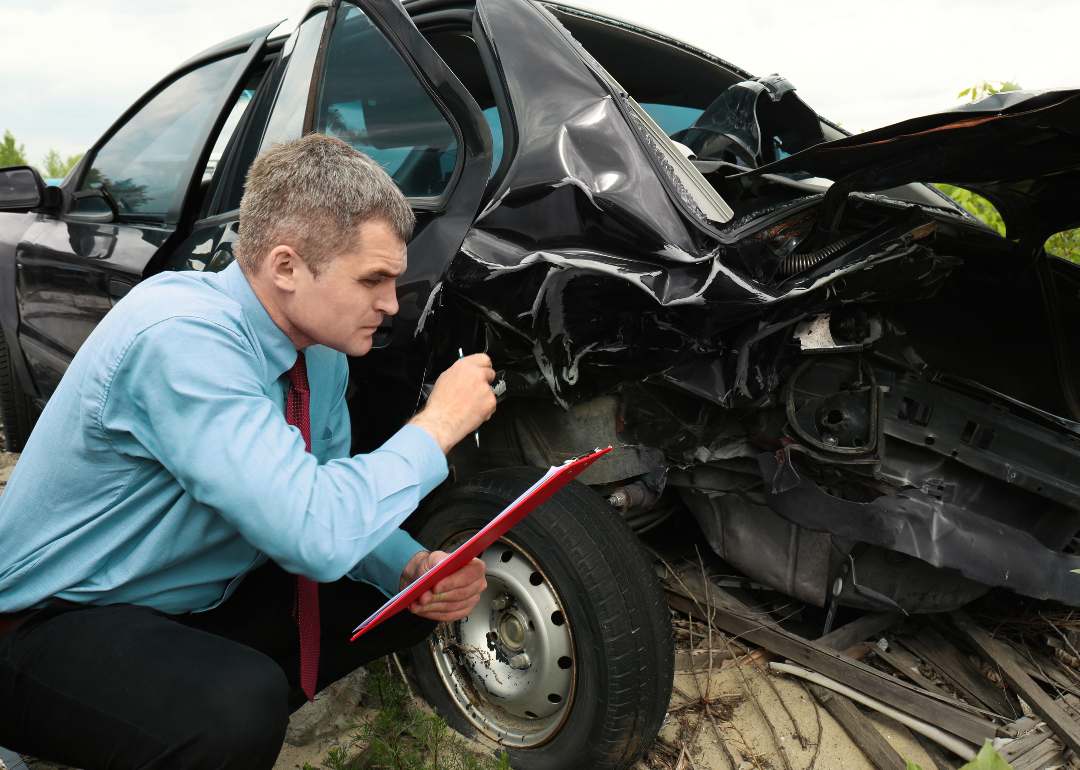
[459,348,481,448]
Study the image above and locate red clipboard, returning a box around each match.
[351,446,612,640]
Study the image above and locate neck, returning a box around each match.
[243,266,314,350]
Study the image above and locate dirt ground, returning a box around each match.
[266,656,947,770]
[1,447,951,770]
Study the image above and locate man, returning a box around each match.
[0,134,496,769]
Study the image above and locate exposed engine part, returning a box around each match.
[777,233,860,277]
[881,371,1080,510]
[786,356,880,454]
[628,505,680,534]
[672,474,988,613]
[608,480,659,512]
[758,447,1080,606]
[794,309,883,353]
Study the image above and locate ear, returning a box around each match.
[264,245,308,293]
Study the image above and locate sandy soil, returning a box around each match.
[268,656,948,770]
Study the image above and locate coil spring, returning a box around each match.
[778,234,861,278]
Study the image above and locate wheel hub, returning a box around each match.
[429,537,575,746]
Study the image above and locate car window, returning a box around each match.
[73,54,242,220]
[482,106,502,177]
[259,12,327,152]
[1047,229,1080,264]
[203,79,260,185]
[314,3,459,200]
[641,104,705,138]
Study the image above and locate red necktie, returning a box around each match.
[286,351,320,702]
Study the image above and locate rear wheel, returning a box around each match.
[0,331,35,451]
[408,467,673,770]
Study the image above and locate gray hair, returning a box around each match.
[235,134,414,277]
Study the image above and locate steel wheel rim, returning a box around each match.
[427,533,575,747]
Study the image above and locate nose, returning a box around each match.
[375,283,399,317]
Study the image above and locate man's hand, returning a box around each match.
[408,354,496,453]
[399,550,487,621]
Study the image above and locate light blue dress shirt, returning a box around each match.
[0,261,446,615]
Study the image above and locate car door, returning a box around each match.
[13,28,274,400]
[164,0,493,452]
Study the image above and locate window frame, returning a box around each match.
[308,0,470,211]
[67,32,271,227]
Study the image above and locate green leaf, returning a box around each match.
[958,739,1014,769]
[1001,81,1021,92]
[905,758,924,770]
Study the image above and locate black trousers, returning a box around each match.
[0,561,435,769]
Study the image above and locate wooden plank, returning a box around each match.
[817,611,903,653]
[1000,726,1053,763]
[807,682,908,770]
[663,581,996,746]
[952,610,1080,757]
[1007,640,1080,699]
[874,644,952,699]
[899,628,1018,719]
[1009,737,1065,770]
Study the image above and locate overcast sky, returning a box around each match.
[2,0,1078,168]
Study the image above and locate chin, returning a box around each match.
[347,338,374,357]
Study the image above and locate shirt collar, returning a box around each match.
[220,260,298,381]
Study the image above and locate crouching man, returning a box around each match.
[0,134,496,769]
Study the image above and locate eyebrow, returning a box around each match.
[362,266,406,280]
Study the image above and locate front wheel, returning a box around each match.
[408,467,674,770]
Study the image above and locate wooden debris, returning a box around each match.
[1006,639,1080,699]
[663,572,998,746]
[998,724,1063,770]
[817,610,903,654]
[874,642,953,700]
[807,682,908,770]
[953,610,1080,756]
[898,626,1019,719]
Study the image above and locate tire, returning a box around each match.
[408,467,674,770]
[0,330,35,452]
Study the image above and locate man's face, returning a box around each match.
[285,219,406,357]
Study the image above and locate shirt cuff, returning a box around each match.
[350,527,426,597]
[381,423,448,500]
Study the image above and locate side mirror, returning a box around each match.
[0,165,62,212]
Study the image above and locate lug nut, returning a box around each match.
[491,595,509,611]
[508,653,531,670]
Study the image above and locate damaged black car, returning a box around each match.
[1,0,1079,767]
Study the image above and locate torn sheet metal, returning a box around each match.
[474,0,698,254]
[757,451,1080,606]
[447,193,958,408]
[432,0,984,411]
[740,89,1080,239]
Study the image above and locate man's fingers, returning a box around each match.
[425,581,486,606]
[410,593,484,619]
[463,352,492,368]
[408,555,486,621]
[430,558,486,594]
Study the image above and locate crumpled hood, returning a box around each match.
[743,89,1080,239]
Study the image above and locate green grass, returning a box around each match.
[304,657,510,770]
